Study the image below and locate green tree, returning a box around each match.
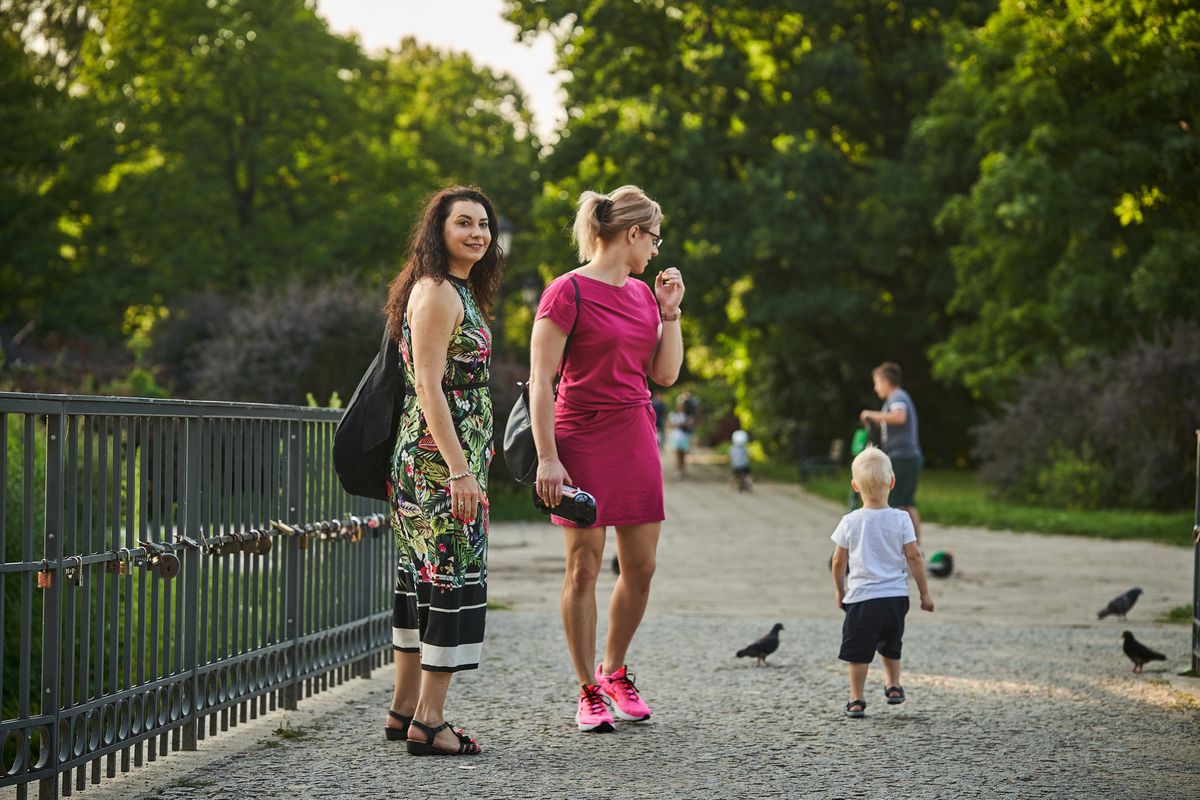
[507,0,990,459]
[922,0,1200,399]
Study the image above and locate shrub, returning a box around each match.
[974,322,1200,511]
[182,279,382,406]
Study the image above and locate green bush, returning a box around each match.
[1030,444,1111,511]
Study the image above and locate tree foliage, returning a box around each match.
[921,0,1200,398]
[3,0,540,341]
[506,0,991,460]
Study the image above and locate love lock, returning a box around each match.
[175,534,201,552]
[204,537,225,558]
[105,549,133,576]
[317,521,337,542]
[37,561,53,589]
[140,540,181,579]
[249,529,272,555]
[64,555,84,587]
[299,523,317,550]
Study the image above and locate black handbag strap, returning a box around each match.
[552,276,581,398]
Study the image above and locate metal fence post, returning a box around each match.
[1192,429,1199,675]
[282,421,304,710]
[38,412,65,800]
[181,417,202,750]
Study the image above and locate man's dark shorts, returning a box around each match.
[889,455,923,508]
[839,596,910,663]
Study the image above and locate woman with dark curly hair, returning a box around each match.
[381,186,503,756]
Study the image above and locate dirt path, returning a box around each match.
[489,451,1195,628]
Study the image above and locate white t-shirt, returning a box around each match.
[830,507,916,604]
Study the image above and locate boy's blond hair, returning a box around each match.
[851,445,893,496]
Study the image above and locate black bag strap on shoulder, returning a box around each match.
[551,275,581,397]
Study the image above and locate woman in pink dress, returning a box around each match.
[529,185,685,732]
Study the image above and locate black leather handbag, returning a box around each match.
[334,324,405,501]
[502,276,579,485]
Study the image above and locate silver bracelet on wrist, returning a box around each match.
[448,470,472,482]
[660,309,682,322]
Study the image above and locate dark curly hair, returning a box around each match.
[384,186,505,341]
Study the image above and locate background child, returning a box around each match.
[831,446,933,718]
[729,428,752,491]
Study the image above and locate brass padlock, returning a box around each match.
[105,550,132,575]
[37,565,53,589]
[250,529,272,555]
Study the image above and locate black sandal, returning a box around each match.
[405,719,481,756]
[384,710,412,741]
[844,699,866,718]
[884,686,906,705]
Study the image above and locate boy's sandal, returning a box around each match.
[884,686,906,705]
[384,710,412,742]
[844,699,866,718]
[405,719,481,756]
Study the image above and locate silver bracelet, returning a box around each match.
[448,470,472,482]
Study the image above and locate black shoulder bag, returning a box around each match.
[334,324,405,500]
[502,276,580,485]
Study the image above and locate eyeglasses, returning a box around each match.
[637,227,663,248]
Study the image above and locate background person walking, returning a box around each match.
[858,362,923,545]
[528,185,684,733]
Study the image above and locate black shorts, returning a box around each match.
[888,455,923,508]
[839,596,909,663]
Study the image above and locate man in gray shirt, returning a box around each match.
[859,362,924,544]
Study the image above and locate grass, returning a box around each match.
[273,722,305,740]
[488,482,541,522]
[781,465,1194,547]
[1158,605,1193,624]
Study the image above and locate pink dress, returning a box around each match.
[536,272,664,528]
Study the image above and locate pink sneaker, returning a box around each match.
[575,684,615,733]
[595,664,652,722]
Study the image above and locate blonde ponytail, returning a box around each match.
[571,185,662,262]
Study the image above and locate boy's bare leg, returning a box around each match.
[848,662,869,702]
[881,656,902,689]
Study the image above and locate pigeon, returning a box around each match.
[1121,631,1166,673]
[1097,587,1142,620]
[736,623,784,666]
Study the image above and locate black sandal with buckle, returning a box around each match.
[385,710,412,741]
[844,699,866,718]
[405,719,481,756]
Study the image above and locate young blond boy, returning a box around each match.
[831,446,933,717]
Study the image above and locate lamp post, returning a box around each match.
[520,276,541,312]
[498,215,515,257]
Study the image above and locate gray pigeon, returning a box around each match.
[736,623,784,666]
[1097,587,1143,619]
[1121,631,1166,673]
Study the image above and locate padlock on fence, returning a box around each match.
[140,540,181,579]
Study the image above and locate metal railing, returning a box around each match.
[0,393,392,799]
[1193,430,1199,675]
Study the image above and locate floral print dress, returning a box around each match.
[389,275,493,589]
